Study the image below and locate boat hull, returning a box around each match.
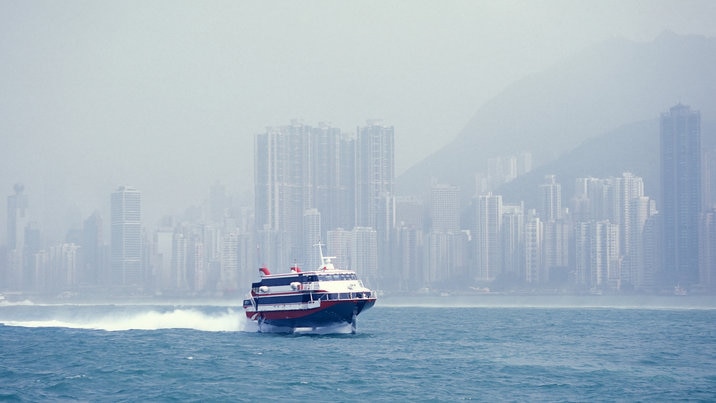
[246,297,375,331]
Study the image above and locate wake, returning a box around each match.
[0,306,253,332]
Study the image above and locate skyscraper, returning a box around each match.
[628,196,652,288]
[701,209,716,292]
[429,184,460,233]
[351,227,378,288]
[110,185,142,287]
[524,210,542,284]
[254,121,355,270]
[327,227,352,271]
[540,175,562,222]
[543,220,569,282]
[220,231,239,292]
[81,211,103,286]
[311,123,355,236]
[303,208,321,270]
[614,172,644,258]
[475,192,502,281]
[355,120,395,237]
[254,122,307,271]
[501,203,524,281]
[6,183,28,290]
[574,221,591,287]
[660,104,701,287]
[355,121,395,282]
[7,183,28,251]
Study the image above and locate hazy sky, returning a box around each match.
[2,0,716,239]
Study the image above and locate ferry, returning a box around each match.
[242,245,377,333]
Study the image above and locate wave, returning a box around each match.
[0,306,255,332]
[0,299,37,307]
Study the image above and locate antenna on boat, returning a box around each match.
[314,241,325,263]
[313,241,336,269]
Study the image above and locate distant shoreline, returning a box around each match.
[2,292,714,310]
[377,294,716,309]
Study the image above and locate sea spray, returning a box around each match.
[0,305,251,332]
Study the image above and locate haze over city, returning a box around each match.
[5,4,716,400]
[2,1,715,234]
[2,1,716,297]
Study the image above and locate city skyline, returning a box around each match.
[3,5,716,401]
[2,102,715,297]
[3,3,716,242]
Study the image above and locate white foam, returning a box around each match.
[1,307,251,332]
[0,299,36,307]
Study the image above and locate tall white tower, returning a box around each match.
[475,192,502,281]
[540,175,562,222]
[110,185,142,287]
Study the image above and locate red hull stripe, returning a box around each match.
[244,298,376,320]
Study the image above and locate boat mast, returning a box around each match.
[313,241,336,269]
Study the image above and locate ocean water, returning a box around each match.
[1,297,715,401]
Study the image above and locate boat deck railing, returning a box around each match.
[244,290,376,309]
[319,291,376,301]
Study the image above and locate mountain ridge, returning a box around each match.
[397,31,716,205]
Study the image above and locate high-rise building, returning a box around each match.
[154,225,174,290]
[187,234,205,292]
[395,225,423,291]
[395,196,424,230]
[503,156,518,183]
[254,121,355,271]
[355,120,394,238]
[220,231,239,292]
[395,196,425,291]
[429,184,460,233]
[172,230,188,290]
[571,178,592,223]
[254,122,307,271]
[524,210,542,284]
[327,227,352,270]
[539,175,567,284]
[303,208,321,270]
[614,172,644,257]
[642,214,661,290]
[475,192,502,281]
[700,209,716,292]
[501,203,524,281]
[591,220,620,291]
[7,183,28,251]
[355,121,394,283]
[6,184,29,290]
[585,178,603,221]
[49,243,79,291]
[660,104,701,287]
[628,196,653,289]
[517,152,532,176]
[574,220,620,291]
[209,182,231,224]
[543,220,569,282]
[81,211,103,286]
[311,123,355,236]
[110,185,142,287]
[704,149,716,210]
[540,175,562,222]
[426,232,448,285]
[24,221,43,291]
[574,221,591,288]
[351,227,378,288]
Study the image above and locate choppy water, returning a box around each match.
[1,297,715,401]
